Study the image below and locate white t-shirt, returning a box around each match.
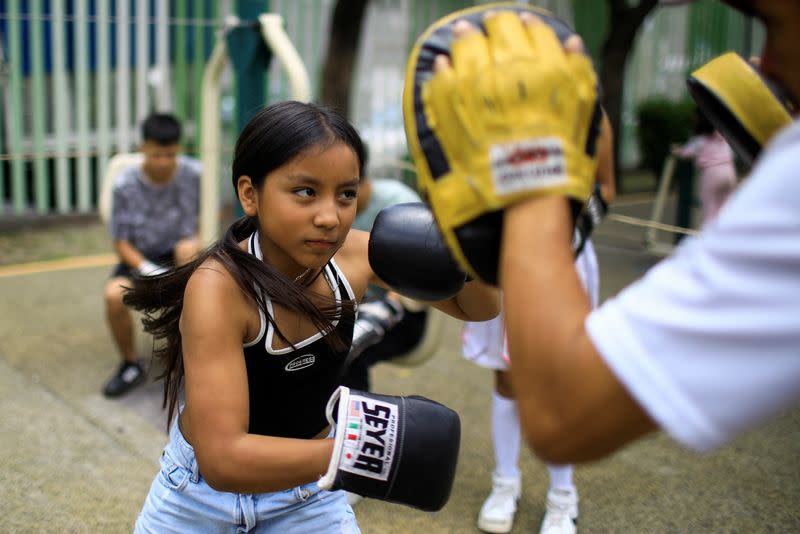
[586,119,800,452]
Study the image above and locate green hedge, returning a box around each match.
[636,97,695,177]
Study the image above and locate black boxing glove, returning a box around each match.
[318,386,461,512]
[368,202,466,301]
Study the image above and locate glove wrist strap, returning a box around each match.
[319,386,351,490]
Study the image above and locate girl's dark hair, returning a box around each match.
[125,101,364,429]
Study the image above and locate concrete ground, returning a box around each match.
[1,194,798,533]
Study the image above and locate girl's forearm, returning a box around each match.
[454,280,501,322]
[196,433,334,494]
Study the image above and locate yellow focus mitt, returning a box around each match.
[688,52,793,165]
[403,3,601,283]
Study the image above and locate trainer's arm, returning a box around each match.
[500,196,656,463]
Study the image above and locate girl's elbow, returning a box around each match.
[466,286,501,321]
[196,461,234,492]
[195,450,240,492]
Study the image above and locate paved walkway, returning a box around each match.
[1,197,799,533]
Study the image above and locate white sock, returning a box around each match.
[491,391,521,479]
[547,463,575,493]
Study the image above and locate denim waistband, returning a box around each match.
[168,416,200,483]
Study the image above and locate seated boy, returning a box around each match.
[102,113,202,397]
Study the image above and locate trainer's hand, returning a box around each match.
[413,10,600,281]
[430,12,597,206]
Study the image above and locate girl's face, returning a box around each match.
[240,142,360,277]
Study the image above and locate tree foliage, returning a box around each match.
[596,0,659,186]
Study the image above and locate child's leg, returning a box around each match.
[492,370,521,478]
[478,370,522,533]
[546,464,575,493]
[104,277,137,363]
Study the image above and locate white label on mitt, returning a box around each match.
[339,394,399,482]
[490,138,566,194]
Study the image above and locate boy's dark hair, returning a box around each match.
[125,101,363,429]
[142,113,182,145]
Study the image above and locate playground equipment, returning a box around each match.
[199,14,312,243]
[98,13,310,234]
[606,154,699,257]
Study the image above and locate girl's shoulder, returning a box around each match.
[180,256,253,344]
[185,256,247,306]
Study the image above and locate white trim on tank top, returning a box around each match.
[241,231,356,354]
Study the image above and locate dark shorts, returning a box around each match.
[110,251,174,279]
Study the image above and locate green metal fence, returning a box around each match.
[0,1,223,217]
[0,0,480,218]
[0,0,762,218]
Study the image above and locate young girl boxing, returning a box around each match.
[127,101,499,533]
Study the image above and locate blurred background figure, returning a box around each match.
[673,108,737,223]
[102,113,201,397]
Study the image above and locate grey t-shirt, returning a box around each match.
[109,155,202,258]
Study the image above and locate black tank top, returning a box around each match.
[242,232,355,439]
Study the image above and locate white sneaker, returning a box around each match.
[477,473,521,533]
[539,488,579,534]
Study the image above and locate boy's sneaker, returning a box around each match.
[539,488,579,534]
[477,473,521,533]
[103,361,145,397]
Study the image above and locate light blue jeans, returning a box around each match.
[134,419,360,533]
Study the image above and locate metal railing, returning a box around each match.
[0,0,757,218]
